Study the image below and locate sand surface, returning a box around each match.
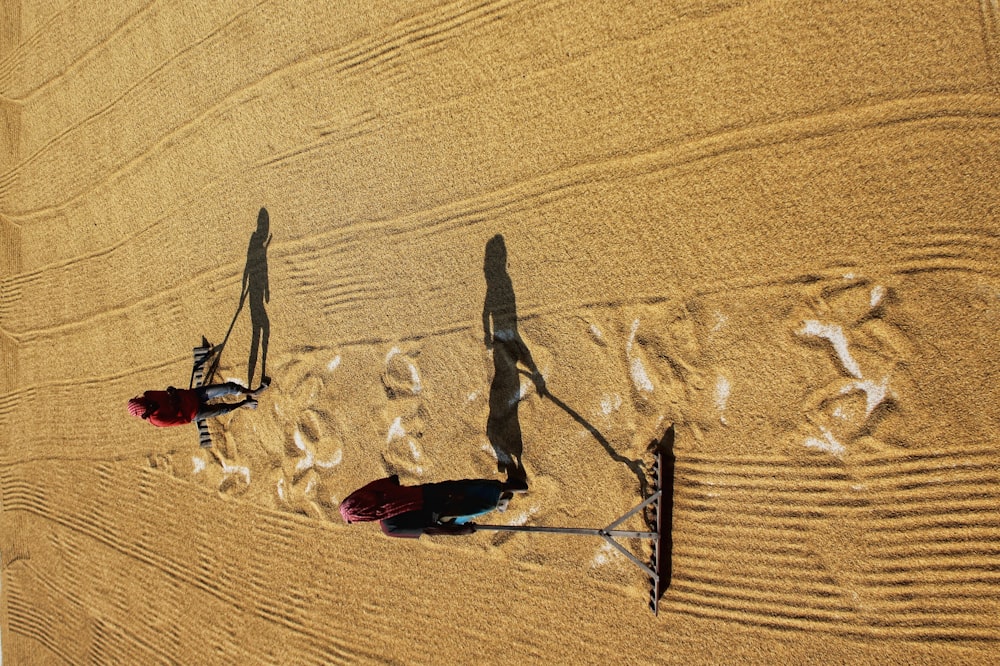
[2,0,999,663]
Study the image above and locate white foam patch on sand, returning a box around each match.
[714,376,730,412]
[192,455,206,474]
[800,320,862,379]
[387,417,406,443]
[506,506,539,526]
[293,430,315,474]
[304,476,316,495]
[277,477,286,501]
[467,392,478,402]
[626,318,640,355]
[712,312,728,332]
[409,441,422,460]
[715,375,731,425]
[600,394,622,415]
[630,358,654,393]
[591,541,622,567]
[221,460,250,484]
[870,285,886,308]
[327,355,341,371]
[315,449,343,469]
[840,377,891,417]
[408,361,422,394]
[386,347,422,393]
[805,426,846,458]
[590,324,604,340]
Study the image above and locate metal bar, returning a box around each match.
[602,535,658,580]
[474,525,656,539]
[603,530,657,539]
[604,490,660,532]
[475,524,603,536]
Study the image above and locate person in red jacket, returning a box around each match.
[339,474,528,538]
[127,380,268,427]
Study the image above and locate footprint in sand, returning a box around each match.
[380,346,429,476]
[791,279,911,458]
[616,303,708,442]
[151,347,347,521]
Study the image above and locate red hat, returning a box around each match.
[127,397,149,418]
[339,476,423,523]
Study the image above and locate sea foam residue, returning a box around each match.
[387,417,406,443]
[715,375,731,424]
[600,394,622,415]
[799,320,862,379]
[293,429,315,473]
[591,541,622,567]
[840,377,891,417]
[804,426,846,458]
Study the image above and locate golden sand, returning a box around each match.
[1,0,999,663]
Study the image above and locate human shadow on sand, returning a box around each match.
[205,207,272,387]
[482,233,652,498]
[482,234,543,486]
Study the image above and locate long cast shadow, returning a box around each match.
[482,235,541,485]
[528,375,650,499]
[244,207,271,386]
[204,207,272,386]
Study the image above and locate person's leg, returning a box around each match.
[435,480,504,524]
[501,477,529,494]
[195,398,257,420]
[198,382,251,401]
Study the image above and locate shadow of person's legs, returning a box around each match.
[248,292,269,385]
[487,340,526,478]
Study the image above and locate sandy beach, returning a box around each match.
[1,0,999,663]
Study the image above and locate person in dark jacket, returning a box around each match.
[340,474,528,538]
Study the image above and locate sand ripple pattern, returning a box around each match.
[658,279,1000,641]
[668,445,1000,641]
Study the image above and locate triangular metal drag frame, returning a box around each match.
[191,337,214,449]
[476,446,669,614]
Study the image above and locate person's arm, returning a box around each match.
[513,344,546,395]
[380,512,425,539]
[165,386,183,411]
